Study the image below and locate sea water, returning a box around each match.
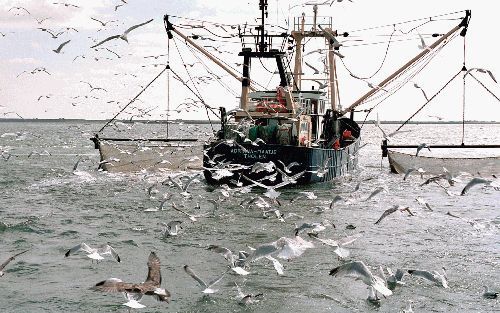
[0,120,499,312]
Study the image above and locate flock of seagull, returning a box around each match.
[4,125,499,311]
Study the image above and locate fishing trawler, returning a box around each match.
[91,1,480,182]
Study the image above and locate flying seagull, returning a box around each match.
[183,264,227,294]
[91,251,170,302]
[53,40,71,53]
[465,67,497,83]
[460,177,493,195]
[415,143,431,156]
[65,242,121,262]
[91,18,154,48]
[329,260,393,297]
[407,268,448,288]
[0,250,29,277]
[90,17,117,27]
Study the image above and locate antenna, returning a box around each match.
[257,0,268,52]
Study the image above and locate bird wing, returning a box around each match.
[329,261,372,280]
[168,176,183,191]
[90,35,120,48]
[0,249,28,271]
[183,265,207,289]
[249,241,280,261]
[374,205,399,224]
[206,269,228,289]
[90,17,105,26]
[207,245,233,263]
[182,173,200,191]
[55,40,71,52]
[144,252,162,286]
[65,242,93,256]
[408,269,439,283]
[265,256,284,275]
[123,18,154,36]
[461,177,490,195]
[91,278,135,292]
[98,244,121,262]
[403,168,416,180]
[337,233,362,246]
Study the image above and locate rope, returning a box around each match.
[395,69,462,132]
[172,37,215,130]
[169,67,221,120]
[340,25,396,80]
[97,66,169,134]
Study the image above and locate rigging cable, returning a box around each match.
[172,37,215,131]
[97,66,169,134]
[339,25,396,80]
[395,69,463,132]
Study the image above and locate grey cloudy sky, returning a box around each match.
[0,0,499,121]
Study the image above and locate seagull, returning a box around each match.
[277,160,300,174]
[329,261,393,297]
[235,282,263,305]
[159,220,183,237]
[8,6,30,15]
[363,186,388,202]
[90,18,154,48]
[206,245,249,275]
[122,292,145,311]
[183,265,227,294]
[53,40,71,53]
[294,222,326,236]
[90,17,117,27]
[305,62,320,74]
[53,2,81,8]
[329,195,343,209]
[407,267,448,288]
[416,143,431,156]
[79,81,107,93]
[65,243,121,262]
[374,205,409,224]
[167,173,200,196]
[415,197,433,211]
[417,32,430,51]
[460,177,493,195]
[312,79,328,90]
[308,233,361,259]
[482,286,498,299]
[0,250,29,277]
[466,68,497,83]
[403,167,426,180]
[413,82,429,101]
[91,252,170,302]
[385,267,406,290]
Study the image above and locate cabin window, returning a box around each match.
[319,100,325,114]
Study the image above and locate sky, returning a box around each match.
[0,0,499,122]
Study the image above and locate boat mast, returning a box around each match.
[339,10,471,117]
[238,0,293,112]
[291,6,338,110]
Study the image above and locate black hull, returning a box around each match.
[203,138,360,186]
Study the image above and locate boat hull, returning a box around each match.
[388,149,500,175]
[203,139,360,185]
